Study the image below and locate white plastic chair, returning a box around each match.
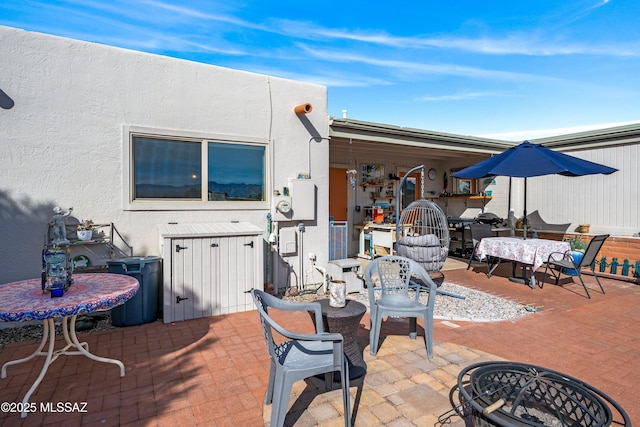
[251,289,351,427]
[365,256,437,358]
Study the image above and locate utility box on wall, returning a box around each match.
[272,179,316,222]
[157,222,264,323]
[290,179,316,221]
[278,227,297,255]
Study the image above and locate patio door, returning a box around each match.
[400,171,422,210]
[329,167,348,221]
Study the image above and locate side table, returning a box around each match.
[316,299,367,380]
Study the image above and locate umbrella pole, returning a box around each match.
[508,177,512,213]
[523,177,527,240]
[508,177,513,232]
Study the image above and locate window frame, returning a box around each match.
[123,126,270,211]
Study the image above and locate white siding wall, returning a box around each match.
[514,145,637,235]
[0,26,329,284]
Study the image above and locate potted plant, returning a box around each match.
[577,224,590,233]
[563,236,588,275]
[77,219,95,241]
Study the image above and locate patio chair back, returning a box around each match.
[470,223,495,245]
[466,223,494,270]
[251,289,351,426]
[542,234,609,299]
[365,256,436,358]
[580,234,610,268]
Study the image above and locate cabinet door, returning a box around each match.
[218,235,258,314]
[172,237,227,321]
[169,235,260,321]
[171,237,198,322]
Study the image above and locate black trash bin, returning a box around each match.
[107,256,161,326]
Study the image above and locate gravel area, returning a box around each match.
[0,313,116,348]
[285,282,540,322]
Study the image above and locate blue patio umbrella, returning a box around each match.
[452,141,617,238]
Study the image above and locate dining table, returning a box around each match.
[476,236,570,289]
[0,273,139,418]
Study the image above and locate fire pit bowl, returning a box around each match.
[450,361,631,427]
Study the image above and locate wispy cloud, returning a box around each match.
[561,0,611,26]
[142,0,269,31]
[416,91,514,102]
[408,35,639,57]
[237,65,393,88]
[272,14,640,57]
[14,1,639,64]
[298,45,552,82]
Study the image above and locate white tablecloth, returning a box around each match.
[477,237,570,271]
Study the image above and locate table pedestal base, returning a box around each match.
[1,315,125,418]
[314,299,367,381]
[508,262,538,289]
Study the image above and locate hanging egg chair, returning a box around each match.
[395,165,450,273]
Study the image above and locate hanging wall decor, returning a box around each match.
[360,164,385,185]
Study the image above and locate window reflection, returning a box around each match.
[133,137,201,199]
[208,142,265,201]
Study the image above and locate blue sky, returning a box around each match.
[2,0,639,139]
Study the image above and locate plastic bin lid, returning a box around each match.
[107,256,161,266]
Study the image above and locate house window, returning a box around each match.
[133,137,202,199]
[127,130,267,209]
[207,142,266,201]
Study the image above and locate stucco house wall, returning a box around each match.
[0,26,329,287]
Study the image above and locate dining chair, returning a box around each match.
[365,255,437,358]
[250,289,351,427]
[466,223,495,270]
[541,234,609,299]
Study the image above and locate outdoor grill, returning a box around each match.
[447,361,630,427]
[476,212,504,226]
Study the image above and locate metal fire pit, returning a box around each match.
[448,361,631,427]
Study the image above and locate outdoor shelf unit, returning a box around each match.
[363,183,396,221]
[357,223,399,259]
[44,223,133,272]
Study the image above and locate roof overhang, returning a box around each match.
[329,118,511,156]
[532,122,640,151]
[329,117,640,158]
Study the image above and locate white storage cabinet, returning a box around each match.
[326,258,364,294]
[158,223,264,323]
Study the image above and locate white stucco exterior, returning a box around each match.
[0,26,329,287]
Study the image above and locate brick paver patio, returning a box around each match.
[1,260,638,425]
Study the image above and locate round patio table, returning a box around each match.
[0,273,139,418]
[316,298,367,380]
